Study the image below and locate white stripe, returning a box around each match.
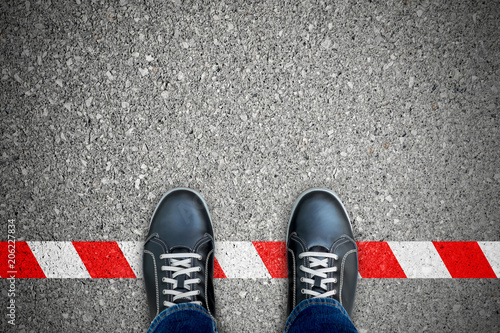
[388,242,451,278]
[478,242,500,278]
[22,241,498,279]
[215,241,271,278]
[117,241,144,279]
[27,241,91,278]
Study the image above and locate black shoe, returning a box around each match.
[286,188,358,316]
[143,188,216,321]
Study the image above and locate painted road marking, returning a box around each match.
[433,242,496,278]
[0,241,45,278]
[388,242,451,279]
[73,241,136,278]
[0,241,497,279]
[28,241,91,278]
[216,241,271,278]
[357,242,406,278]
[117,241,144,279]
[478,242,500,277]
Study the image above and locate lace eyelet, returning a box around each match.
[333,278,337,283]
[162,278,166,283]
[162,290,166,295]
[333,290,337,295]
[300,277,304,282]
[197,255,203,261]
[197,278,201,283]
[299,265,304,270]
[197,290,201,295]
[198,267,202,272]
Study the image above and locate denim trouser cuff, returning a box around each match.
[147,303,217,333]
[284,298,358,333]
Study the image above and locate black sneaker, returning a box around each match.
[286,188,358,316]
[143,188,216,321]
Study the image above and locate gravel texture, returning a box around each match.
[1,0,499,332]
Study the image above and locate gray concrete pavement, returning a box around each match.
[1,0,499,332]
[1,279,499,332]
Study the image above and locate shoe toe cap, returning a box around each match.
[288,189,353,249]
[148,189,213,249]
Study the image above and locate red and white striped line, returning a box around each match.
[0,241,498,279]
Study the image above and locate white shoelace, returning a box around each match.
[298,251,339,298]
[159,253,203,308]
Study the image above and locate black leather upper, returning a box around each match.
[287,189,358,316]
[143,189,215,321]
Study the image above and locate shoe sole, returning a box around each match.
[148,187,214,231]
[286,187,353,245]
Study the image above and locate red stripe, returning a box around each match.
[253,241,288,278]
[433,242,496,278]
[213,257,226,279]
[357,242,406,278]
[1,241,497,279]
[72,241,136,278]
[0,241,46,278]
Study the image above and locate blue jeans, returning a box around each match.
[147,298,357,333]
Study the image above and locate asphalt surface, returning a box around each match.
[1,0,499,332]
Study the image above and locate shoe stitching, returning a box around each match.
[330,237,349,284]
[291,234,311,301]
[287,248,296,310]
[167,233,211,253]
[330,234,357,254]
[144,249,159,317]
[332,236,357,308]
[289,234,309,304]
[289,235,307,304]
[151,237,168,253]
[336,234,356,250]
[330,236,356,275]
[291,233,308,252]
[339,249,357,308]
[150,238,171,305]
[329,237,344,252]
[145,233,158,243]
[193,235,211,252]
[192,237,205,251]
[331,236,349,253]
[194,236,215,317]
[205,248,215,319]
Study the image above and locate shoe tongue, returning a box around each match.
[170,246,192,254]
[308,245,330,254]
[307,245,330,294]
[168,247,194,297]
